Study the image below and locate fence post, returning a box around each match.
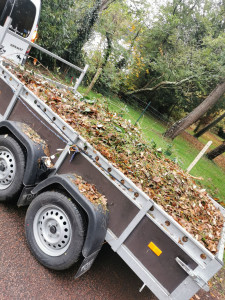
[135,101,151,125]
[73,64,89,92]
[187,141,212,173]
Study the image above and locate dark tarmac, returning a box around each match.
[0,203,156,300]
[0,202,219,300]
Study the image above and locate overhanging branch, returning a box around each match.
[126,75,196,95]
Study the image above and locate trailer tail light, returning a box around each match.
[148,242,162,256]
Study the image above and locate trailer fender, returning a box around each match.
[0,120,50,186]
[31,174,108,260]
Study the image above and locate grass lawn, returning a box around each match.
[187,127,225,157]
[78,87,225,204]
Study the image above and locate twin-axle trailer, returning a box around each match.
[0,17,224,300]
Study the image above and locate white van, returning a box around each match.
[0,0,41,64]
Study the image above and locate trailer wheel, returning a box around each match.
[0,134,25,202]
[25,191,85,270]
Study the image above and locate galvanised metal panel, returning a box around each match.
[124,216,198,293]
[0,77,13,116]
[58,153,139,237]
[8,99,67,158]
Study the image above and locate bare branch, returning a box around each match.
[142,74,164,90]
[126,76,196,95]
[100,0,116,11]
[173,0,183,15]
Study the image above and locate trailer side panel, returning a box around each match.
[0,78,14,116]
[58,153,140,237]
[124,215,198,293]
[8,98,67,158]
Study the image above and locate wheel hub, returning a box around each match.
[50,225,57,234]
[0,147,16,190]
[0,162,6,172]
[33,205,72,257]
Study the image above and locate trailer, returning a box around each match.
[0,17,225,300]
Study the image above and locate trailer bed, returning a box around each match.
[0,62,224,300]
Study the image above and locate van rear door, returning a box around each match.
[0,0,40,64]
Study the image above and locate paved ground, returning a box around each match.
[0,202,156,300]
[0,202,223,300]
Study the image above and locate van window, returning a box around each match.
[0,0,36,38]
[0,0,14,27]
[0,1,8,16]
[11,0,36,38]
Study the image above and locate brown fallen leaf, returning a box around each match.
[153,176,162,183]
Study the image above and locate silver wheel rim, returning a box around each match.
[33,204,72,257]
[0,147,16,190]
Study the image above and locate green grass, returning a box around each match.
[187,127,225,156]
[79,88,225,204]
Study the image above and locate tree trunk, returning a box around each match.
[84,31,112,96]
[194,111,225,138]
[206,141,225,160]
[64,0,115,64]
[102,32,113,68]
[193,118,204,133]
[164,79,225,140]
[99,0,116,12]
[84,67,102,96]
[66,0,102,63]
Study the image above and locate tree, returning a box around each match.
[194,111,225,138]
[84,1,138,93]
[84,31,112,95]
[206,141,225,160]
[31,0,116,68]
[122,0,225,116]
[31,0,76,58]
[64,0,116,65]
[64,0,102,64]
[164,79,225,140]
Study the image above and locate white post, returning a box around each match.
[73,64,89,92]
[187,141,212,173]
[0,17,12,46]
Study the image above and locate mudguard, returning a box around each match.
[0,120,50,186]
[31,174,108,260]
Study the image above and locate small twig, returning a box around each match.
[187,174,204,181]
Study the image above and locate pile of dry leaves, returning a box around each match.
[8,65,224,254]
[72,175,107,211]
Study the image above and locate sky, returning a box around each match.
[85,0,172,54]
[127,0,172,25]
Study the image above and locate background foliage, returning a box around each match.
[33,0,225,123]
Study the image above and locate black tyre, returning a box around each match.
[25,191,85,271]
[0,134,25,202]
